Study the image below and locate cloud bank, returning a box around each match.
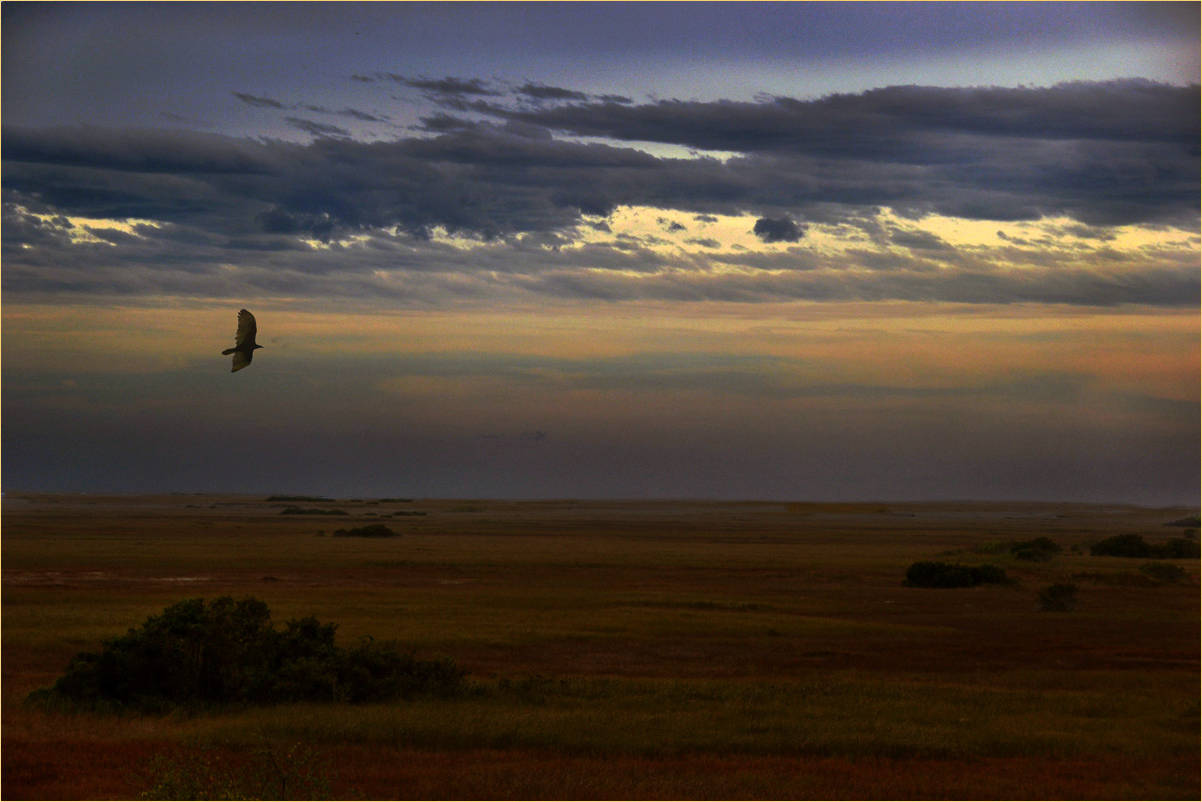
[3,80,1198,306]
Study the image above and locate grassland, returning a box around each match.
[3,494,1198,799]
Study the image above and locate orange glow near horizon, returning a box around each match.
[5,300,1196,412]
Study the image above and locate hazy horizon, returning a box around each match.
[3,2,1199,505]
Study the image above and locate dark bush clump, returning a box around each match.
[27,597,463,711]
[1091,534,1200,559]
[904,561,1009,588]
[333,523,399,538]
[1037,582,1078,612]
[280,507,348,516]
[1010,536,1062,561]
[1139,562,1190,585]
[267,495,334,503]
[1157,538,1201,559]
[970,563,1010,585]
[1091,533,1153,558]
[1164,515,1201,528]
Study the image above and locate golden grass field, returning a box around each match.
[3,493,1198,799]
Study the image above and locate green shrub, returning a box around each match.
[333,523,399,538]
[28,597,463,711]
[1037,582,1078,612]
[1010,536,1062,561]
[904,561,1009,588]
[970,563,1010,585]
[1091,534,1200,559]
[1139,562,1190,585]
[1157,538,1201,559]
[1091,534,1152,558]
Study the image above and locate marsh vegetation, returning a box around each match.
[3,495,1198,799]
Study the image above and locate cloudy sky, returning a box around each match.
[3,2,1199,503]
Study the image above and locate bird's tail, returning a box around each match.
[221,348,235,355]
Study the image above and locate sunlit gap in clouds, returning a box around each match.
[558,135,740,163]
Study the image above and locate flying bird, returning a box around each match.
[222,308,263,372]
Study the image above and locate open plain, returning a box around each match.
[3,493,1198,799]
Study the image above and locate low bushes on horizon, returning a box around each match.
[267,495,335,503]
[904,561,1010,588]
[333,523,400,538]
[26,596,464,712]
[280,507,348,516]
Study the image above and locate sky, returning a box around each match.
[2,1,1199,504]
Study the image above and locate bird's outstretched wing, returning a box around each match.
[234,308,258,348]
[230,349,253,372]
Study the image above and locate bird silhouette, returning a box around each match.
[222,308,263,372]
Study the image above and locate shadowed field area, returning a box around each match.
[3,494,1198,799]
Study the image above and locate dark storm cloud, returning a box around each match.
[501,81,1198,154]
[2,202,75,248]
[488,80,1200,226]
[2,125,279,175]
[3,91,1195,238]
[889,228,951,251]
[382,74,501,97]
[284,117,351,138]
[417,113,482,134]
[515,83,590,102]
[753,216,805,243]
[233,92,288,109]
[299,105,388,123]
[235,92,387,123]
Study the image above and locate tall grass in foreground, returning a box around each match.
[184,672,1198,761]
[138,739,335,800]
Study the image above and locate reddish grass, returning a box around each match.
[4,741,1197,800]
[2,740,160,800]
